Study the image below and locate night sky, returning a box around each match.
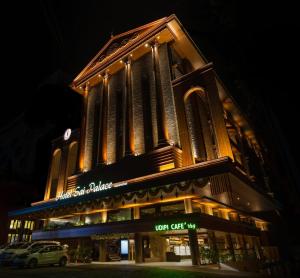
[0,1,299,210]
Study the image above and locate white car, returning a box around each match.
[0,243,11,255]
[13,245,68,268]
[0,241,60,265]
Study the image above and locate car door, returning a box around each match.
[38,246,52,264]
[48,246,60,264]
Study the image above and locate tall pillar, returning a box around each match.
[98,74,109,164]
[79,83,89,171]
[184,199,193,214]
[225,233,236,261]
[253,237,263,260]
[188,229,200,265]
[208,231,219,264]
[101,210,107,223]
[150,40,169,147]
[92,85,102,167]
[57,145,68,195]
[99,239,107,262]
[124,57,134,156]
[134,233,144,263]
[207,81,234,160]
[242,235,249,256]
[133,207,140,220]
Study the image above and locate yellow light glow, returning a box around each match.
[218,208,233,212]
[121,195,196,209]
[159,163,175,172]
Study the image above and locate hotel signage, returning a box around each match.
[56,180,127,201]
[154,222,197,232]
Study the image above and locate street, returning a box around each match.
[0,263,267,278]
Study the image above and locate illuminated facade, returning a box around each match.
[9,15,280,268]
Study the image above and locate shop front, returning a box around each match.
[29,210,261,266]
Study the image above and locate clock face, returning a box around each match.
[64,129,71,140]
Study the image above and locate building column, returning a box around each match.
[79,83,89,171]
[101,210,107,223]
[133,207,140,220]
[43,219,49,229]
[184,198,193,214]
[98,74,109,165]
[226,233,236,261]
[206,80,234,160]
[242,235,249,256]
[150,40,169,147]
[253,237,263,260]
[57,145,68,195]
[208,231,219,264]
[188,229,200,265]
[92,85,103,167]
[134,233,144,263]
[99,239,107,262]
[124,57,134,156]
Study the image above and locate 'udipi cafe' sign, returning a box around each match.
[154,222,197,231]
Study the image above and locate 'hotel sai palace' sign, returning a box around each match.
[56,180,127,201]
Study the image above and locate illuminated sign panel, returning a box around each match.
[56,181,127,201]
[154,222,197,231]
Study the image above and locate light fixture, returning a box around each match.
[145,43,149,47]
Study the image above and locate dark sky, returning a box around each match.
[0,0,299,202]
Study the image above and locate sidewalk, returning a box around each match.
[90,260,267,277]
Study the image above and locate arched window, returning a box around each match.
[49,149,61,198]
[184,87,215,163]
[66,141,78,177]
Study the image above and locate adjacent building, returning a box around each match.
[8,15,280,268]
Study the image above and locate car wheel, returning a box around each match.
[59,257,67,267]
[28,258,37,268]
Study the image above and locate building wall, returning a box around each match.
[45,40,267,201]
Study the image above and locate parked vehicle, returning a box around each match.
[0,243,11,255]
[0,241,60,265]
[13,244,68,268]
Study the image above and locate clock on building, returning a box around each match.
[63,128,71,140]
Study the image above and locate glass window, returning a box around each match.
[160,202,185,216]
[140,207,156,218]
[107,209,131,222]
[85,213,101,225]
[9,220,14,229]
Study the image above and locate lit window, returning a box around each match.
[9,220,14,229]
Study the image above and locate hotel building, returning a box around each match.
[8,15,280,268]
